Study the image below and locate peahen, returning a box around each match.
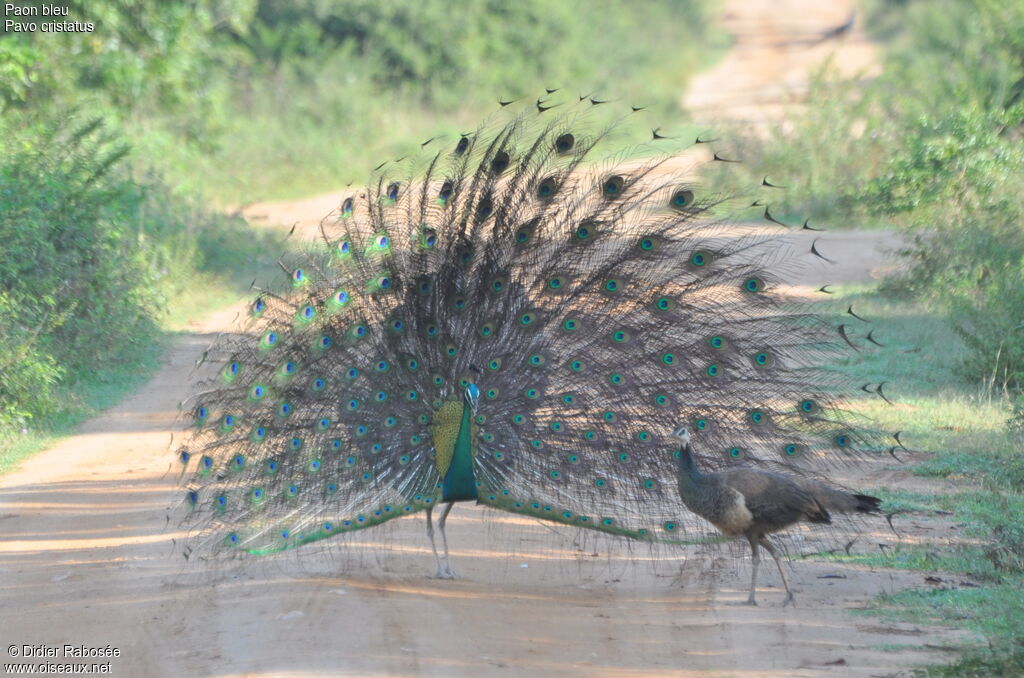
[176,94,891,578]
[670,426,882,606]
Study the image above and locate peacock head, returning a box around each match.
[671,426,691,446]
[464,383,481,413]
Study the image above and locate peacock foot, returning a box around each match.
[432,564,458,579]
[745,596,758,606]
[781,592,796,607]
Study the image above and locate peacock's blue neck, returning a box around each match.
[441,401,478,502]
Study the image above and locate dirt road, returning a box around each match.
[1,2,966,676]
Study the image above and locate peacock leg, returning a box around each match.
[759,537,794,607]
[746,535,760,605]
[425,505,445,578]
[436,501,457,579]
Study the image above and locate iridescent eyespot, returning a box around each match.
[476,198,493,221]
[437,181,453,203]
[670,189,694,210]
[537,177,558,198]
[744,277,766,293]
[555,133,575,153]
[491,151,510,173]
[603,175,624,197]
[799,399,819,414]
[638,236,659,252]
[515,223,535,245]
[690,250,713,268]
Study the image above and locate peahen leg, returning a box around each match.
[746,535,760,606]
[425,505,444,578]
[436,502,457,579]
[759,538,794,607]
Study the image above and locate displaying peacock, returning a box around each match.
[176,93,892,577]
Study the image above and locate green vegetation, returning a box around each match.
[3,1,719,204]
[734,0,1024,396]
[813,286,1024,675]
[0,1,717,461]
[747,3,1024,663]
[0,114,282,469]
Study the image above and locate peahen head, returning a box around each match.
[464,383,481,413]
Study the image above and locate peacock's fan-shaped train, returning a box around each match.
[176,94,893,575]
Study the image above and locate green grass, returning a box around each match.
[816,285,1024,675]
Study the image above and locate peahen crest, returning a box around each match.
[176,95,891,562]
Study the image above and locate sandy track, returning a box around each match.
[1,2,968,676]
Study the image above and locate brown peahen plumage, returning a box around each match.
[671,426,881,606]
